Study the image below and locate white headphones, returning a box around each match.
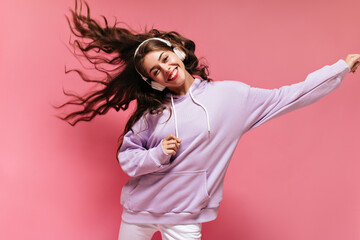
[133,37,186,91]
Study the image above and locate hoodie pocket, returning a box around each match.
[126,170,210,214]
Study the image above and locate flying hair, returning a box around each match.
[53,0,211,159]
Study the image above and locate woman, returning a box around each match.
[57,0,360,239]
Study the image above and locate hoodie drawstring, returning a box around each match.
[170,88,211,139]
[170,95,179,138]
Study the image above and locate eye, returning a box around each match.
[151,55,168,76]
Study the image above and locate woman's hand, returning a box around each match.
[344,54,360,73]
[162,134,182,155]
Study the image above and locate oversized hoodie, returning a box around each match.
[118,59,350,224]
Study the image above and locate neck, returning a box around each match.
[168,72,195,95]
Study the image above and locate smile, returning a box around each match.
[168,67,178,81]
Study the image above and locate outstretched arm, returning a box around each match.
[243,54,359,132]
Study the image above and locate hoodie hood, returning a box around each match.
[165,78,207,102]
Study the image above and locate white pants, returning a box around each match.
[118,220,202,240]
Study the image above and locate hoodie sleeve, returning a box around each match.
[243,59,350,132]
[117,116,172,177]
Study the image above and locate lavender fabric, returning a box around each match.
[118,59,350,224]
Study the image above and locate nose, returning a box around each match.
[159,63,171,73]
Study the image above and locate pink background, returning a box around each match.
[1,0,359,239]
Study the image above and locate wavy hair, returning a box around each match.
[54,0,211,158]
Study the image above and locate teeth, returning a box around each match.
[169,68,177,80]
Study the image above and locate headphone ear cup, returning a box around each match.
[173,47,186,61]
[151,81,166,91]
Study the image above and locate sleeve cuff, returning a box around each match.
[333,59,351,75]
[149,140,172,166]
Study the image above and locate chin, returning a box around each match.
[172,78,186,86]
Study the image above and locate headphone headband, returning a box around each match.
[134,38,172,60]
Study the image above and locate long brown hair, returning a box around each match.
[54,0,211,158]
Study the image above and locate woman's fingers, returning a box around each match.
[164,139,180,148]
[169,144,179,151]
[164,134,176,141]
[166,149,177,155]
[164,134,181,143]
[351,61,360,73]
[345,54,360,70]
[165,143,179,152]
[162,134,182,155]
[167,139,178,144]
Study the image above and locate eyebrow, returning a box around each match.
[149,52,164,74]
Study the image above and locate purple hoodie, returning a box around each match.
[118,59,350,224]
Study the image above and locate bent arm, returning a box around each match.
[243,59,350,132]
[118,120,171,177]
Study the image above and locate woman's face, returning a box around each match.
[142,49,187,90]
